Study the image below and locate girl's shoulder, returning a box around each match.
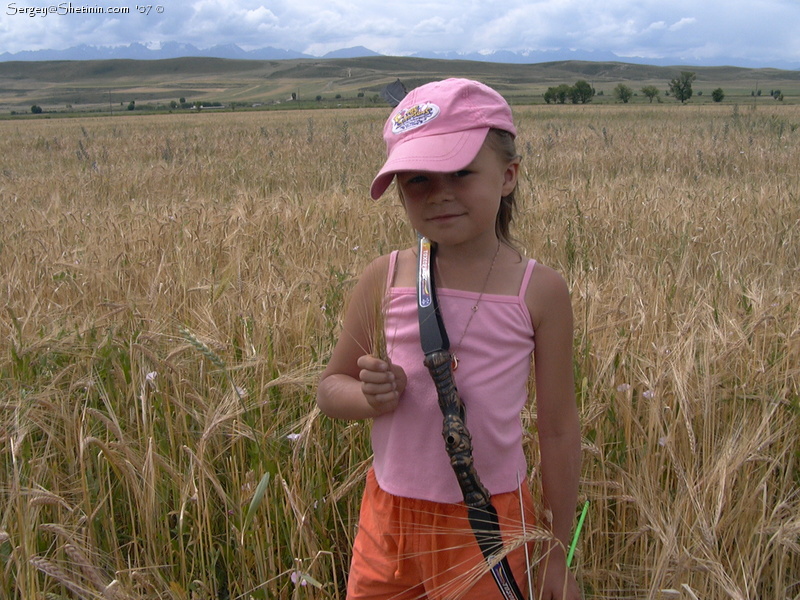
[355,249,414,295]
[385,247,420,289]
[344,253,394,309]
[523,261,572,332]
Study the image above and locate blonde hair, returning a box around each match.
[485,128,520,247]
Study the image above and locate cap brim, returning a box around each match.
[369,128,489,199]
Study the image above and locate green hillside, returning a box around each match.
[2,55,799,114]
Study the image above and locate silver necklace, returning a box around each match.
[437,241,501,371]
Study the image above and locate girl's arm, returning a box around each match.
[317,255,407,421]
[527,265,582,600]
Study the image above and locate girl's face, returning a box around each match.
[396,140,519,249]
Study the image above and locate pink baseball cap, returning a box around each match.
[370,78,516,200]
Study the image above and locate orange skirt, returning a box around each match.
[346,468,536,600]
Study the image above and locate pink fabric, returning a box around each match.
[370,78,517,199]
[371,251,536,503]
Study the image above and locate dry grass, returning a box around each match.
[1,103,798,599]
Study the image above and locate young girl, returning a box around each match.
[317,78,582,600]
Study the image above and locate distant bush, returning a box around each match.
[570,80,595,104]
[668,71,696,103]
[641,85,660,103]
[30,105,43,114]
[543,81,595,104]
[543,84,571,104]
[613,83,634,103]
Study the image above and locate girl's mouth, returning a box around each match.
[428,213,463,222]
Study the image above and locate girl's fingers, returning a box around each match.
[357,354,390,372]
[356,355,403,414]
[361,380,396,396]
[357,355,395,385]
[359,367,395,385]
[362,384,399,414]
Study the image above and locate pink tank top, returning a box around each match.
[371,250,536,503]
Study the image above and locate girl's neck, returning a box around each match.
[433,235,503,293]
[433,232,500,265]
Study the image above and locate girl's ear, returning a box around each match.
[501,157,520,196]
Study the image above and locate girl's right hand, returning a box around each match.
[357,355,407,415]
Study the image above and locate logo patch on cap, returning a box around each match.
[391,102,440,135]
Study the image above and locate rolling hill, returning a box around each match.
[1,55,799,113]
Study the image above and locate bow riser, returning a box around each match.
[423,349,491,509]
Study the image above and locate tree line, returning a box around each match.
[543,72,760,105]
[542,80,595,104]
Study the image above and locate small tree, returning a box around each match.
[31,104,43,114]
[544,84,571,104]
[556,84,571,104]
[668,71,696,103]
[711,88,725,103]
[570,80,594,104]
[543,87,557,104]
[127,100,135,111]
[640,85,660,103]
[613,84,634,103]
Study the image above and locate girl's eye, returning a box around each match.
[454,170,472,178]
[405,175,428,185]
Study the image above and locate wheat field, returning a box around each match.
[1,102,798,599]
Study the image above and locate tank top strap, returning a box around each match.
[386,250,400,290]
[518,259,537,298]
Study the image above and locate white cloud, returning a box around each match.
[0,0,798,66]
[242,6,279,26]
[411,17,462,36]
[668,17,696,31]
[645,21,667,32]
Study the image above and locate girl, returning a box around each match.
[317,78,582,600]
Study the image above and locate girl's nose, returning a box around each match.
[426,175,454,203]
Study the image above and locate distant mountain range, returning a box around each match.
[2,43,798,70]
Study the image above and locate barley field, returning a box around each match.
[1,102,798,600]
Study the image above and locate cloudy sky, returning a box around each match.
[2,0,799,67]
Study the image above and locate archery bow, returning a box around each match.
[416,234,525,600]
